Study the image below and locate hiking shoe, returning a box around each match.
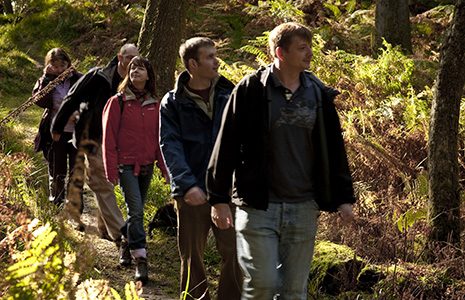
[119,239,131,267]
[134,257,148,284]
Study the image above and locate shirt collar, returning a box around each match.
[269,64,310,88]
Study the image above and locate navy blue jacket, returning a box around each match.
[207,66,356,212]
[160,71,234,197]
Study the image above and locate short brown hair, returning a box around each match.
[118,56,156,97]
[268,22,312,58]
[179,37,215,71]
[44,48,71,67]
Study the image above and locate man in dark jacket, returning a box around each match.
[160,37,242,300]
[51,44,139,259]
[207,22,356,299]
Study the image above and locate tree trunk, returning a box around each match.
[138,0,188,98]
[3,0,13,14]
[374,0,412,53]
[428,0,465,247]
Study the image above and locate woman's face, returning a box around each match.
[129,63,148,87]
[46,60,69,76]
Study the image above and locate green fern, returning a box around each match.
[324,3,342,19]
[6,221,70,300]
[245,0,304,23]
[239,45,269,66]
[218,58,255,84]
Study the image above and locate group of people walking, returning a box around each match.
[33,21,355,299]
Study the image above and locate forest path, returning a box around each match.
[16,104,179,299]
[72,187,178,300]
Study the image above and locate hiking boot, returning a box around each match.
[134,257,148,284]
[119,239,131,267]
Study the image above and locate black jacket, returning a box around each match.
[160,71,235,197]
[33,70,82,152]
[206,66,356,212]
[51,57,119,147]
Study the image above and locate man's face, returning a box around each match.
[280,36,313,71]
[190,46,219,80]
[118,46,139,72]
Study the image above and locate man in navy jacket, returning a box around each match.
[160,37,242,300]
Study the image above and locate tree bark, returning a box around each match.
[3,0,13,14]
[375,0,412,53]
[428,0,465,247]
[138,0,188,98]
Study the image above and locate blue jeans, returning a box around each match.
[119,164,153,251]
[235,200,320,300]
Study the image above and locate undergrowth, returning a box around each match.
[2,0,465,298]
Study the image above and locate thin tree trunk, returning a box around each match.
[375,0,412,53]
[428,0,465,247]
[138,0,188,98]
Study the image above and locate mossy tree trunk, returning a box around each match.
[428,0,465,247]
[138,0,188,98]
[374,0,412,53]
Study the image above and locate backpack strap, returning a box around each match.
[117,93,124,114]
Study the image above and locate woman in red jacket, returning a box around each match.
[102,56,166,284]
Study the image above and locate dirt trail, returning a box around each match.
[78,190,178,300]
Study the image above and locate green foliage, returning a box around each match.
[244,0,304,23]
[324,0,358,19]
[352,40,415,97]
[0,49,37,102]
[308,241,360,295]
[3,1,91,57]
[0,151,52,222]
[218,58,255,84]
[396,208,427,233]
[186,2,250,56]
[5,221,74,300]
[324,3,342,19]
[239,32,270,67]
[3,219,142,300]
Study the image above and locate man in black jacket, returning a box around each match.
[160,37,242,300]
[207,22,355,299]
[51,44,139,260]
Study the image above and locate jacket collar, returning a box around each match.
[256,65,340,99]
[173,70,234,101]
[123,88,157,106]
[98,56,119,84]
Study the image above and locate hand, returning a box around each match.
[337,203,354,224]
[69,111,79,123]
[52,132,61,141]
[184,186,207,206]
[211,203,234,230]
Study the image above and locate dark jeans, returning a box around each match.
[119,164,153,251]
[175,200,242,300]
[42,132,77,205]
